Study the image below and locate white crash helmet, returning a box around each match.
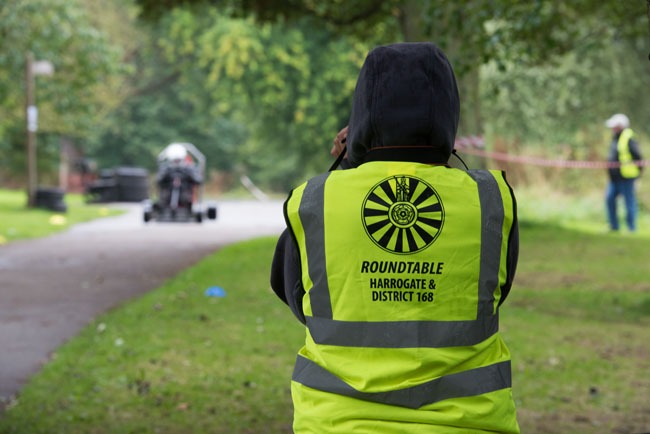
[162,143,188,163]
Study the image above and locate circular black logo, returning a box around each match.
[362,175,444,254]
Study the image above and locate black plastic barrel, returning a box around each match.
[34,187,67,212]
[114,167,149,202]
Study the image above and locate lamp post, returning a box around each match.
[25,52,54,207]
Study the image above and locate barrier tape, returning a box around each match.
[454,136,649,170]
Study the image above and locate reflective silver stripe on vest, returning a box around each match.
[467,170,505,317]
[299,173,332,318]
[293,355,512,409]
[299,170,506,348]
[306,315,497,348]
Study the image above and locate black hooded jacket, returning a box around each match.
[271,43,518,324]
[346,43,460,167]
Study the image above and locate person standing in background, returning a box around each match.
[604,113,643,233]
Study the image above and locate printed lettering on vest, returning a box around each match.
[362,175,444,254]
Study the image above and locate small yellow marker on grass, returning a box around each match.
[49,214,67,226]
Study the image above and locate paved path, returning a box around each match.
[0,200,285,403]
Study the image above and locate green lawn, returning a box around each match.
[0,191,649,433]
[0,189,123,244]
[509,222,650,433]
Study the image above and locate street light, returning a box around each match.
[25,52,54,207]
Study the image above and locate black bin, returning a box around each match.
[35,186,67,212]
[114,167,149,202]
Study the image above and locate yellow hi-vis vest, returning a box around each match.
[285,162,519,434]
[618,128,640,179]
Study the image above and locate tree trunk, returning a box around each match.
[456,66,483,137]
[398,0,424,42]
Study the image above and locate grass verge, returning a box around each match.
[510,221,650,433]
[0,189,123,244]
[0,225,648,433]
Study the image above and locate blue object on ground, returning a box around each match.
[205,286,226,297]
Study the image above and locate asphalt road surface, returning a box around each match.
[0,199,286,404]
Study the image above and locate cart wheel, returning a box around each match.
[207,206,217,220]
[144,211,152,223]
[195,212,203,223]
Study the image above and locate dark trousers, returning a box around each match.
[605,178,637,231]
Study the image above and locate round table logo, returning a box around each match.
[362,175,444,254]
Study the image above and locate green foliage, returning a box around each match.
[153,6,371,189]
[82,5,374,189]
[0,0,123,180]
[96,95,248,172]
[0,0,121,131]
[481,35,650,163]
[134,0,648,76]
[2,0,648,193]
[76,4,247,173]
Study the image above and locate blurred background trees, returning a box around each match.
[0,0,122,185]
[0,0,648,193]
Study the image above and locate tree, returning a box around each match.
[149,7,377,189]
[0,0,122,183]
[134,0,648,139]
[89,35,250,175]
[125,0,650,192]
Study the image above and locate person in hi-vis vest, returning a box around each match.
[271,42,520,433]
[604,113,643,232]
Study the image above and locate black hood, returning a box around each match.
[346,42,460,167]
